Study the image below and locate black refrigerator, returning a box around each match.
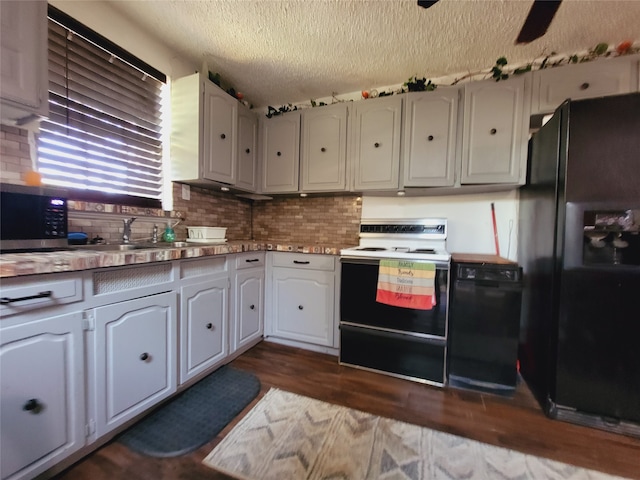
[518,92,640,437]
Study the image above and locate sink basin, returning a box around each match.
[74,243,155,251]
[73,242,192,251]
[167,242,190,248]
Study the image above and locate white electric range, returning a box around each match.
[339,218,451,386]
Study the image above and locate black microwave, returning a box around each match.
[0,183,69,252]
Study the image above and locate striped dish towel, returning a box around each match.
[376,259,436,310]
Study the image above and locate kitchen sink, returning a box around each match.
[74,243,155,251]
[73,242,191,251]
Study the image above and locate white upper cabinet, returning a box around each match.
[531,55,638,114]
[261,111,301,194]
[402,89,459,187]
[0,0,48,126]
[351,95,403,191]
[202,81,237,184]
[170,73,239,187]
[236,104,258,191]
[300,103,349,192]
[461,76,530,185]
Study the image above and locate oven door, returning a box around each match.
[339,256,449,338]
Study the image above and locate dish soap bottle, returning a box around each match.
[162,221,176,242]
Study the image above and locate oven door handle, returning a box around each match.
[340,256,450,269]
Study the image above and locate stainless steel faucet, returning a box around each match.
[122,217,136,243]
[152,224,159,244]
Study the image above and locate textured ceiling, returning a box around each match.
[104,0,640,109]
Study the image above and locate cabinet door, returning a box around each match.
[0,0,48,124]
[271,268,334,347]
[300,103,348,192]
[202,81,237,184]
[93,292,177,437]
[532,56,636,114]
[461,77,528,184]
[352,95,402,191]
[179,277,228,384]
[403,89,458,187]
[233,269,264,353]
[0,312,84,480]
[261,112,301,193]
[236,105,258,191]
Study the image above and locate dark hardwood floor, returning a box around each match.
[55,341,640,480]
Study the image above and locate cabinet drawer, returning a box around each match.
[235,252,265,270]
[180,256,227,279]
[271,252,335,271]
[340,324,446,386]
[90,263,174,305]
[0,273,83,318]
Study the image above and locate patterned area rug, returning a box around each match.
[203,388,628,480]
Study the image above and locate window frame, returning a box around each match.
[38,5,167,209]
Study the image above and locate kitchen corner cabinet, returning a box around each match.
[0,0,48,127]
[231,253,265,355]
[402,89,459,187]
[461,76,529,185]
[170,73,238,186]
[261,111,301,193]
[300,103,349,192]
[351,95,403,191]
[0,312,85,480]
[179,257,229,384]
[531,55,638,115]
[268,253,337,348]
[91,291,177,437]
[236,104,259,191]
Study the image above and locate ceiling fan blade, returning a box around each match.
[516,0,562,44]
[417,0,440,9]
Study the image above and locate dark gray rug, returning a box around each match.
[118,365,261,457]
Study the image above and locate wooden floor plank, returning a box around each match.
[54,341,640,480]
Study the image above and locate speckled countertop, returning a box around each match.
[0,241,353,278]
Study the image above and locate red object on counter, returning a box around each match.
[491,203,500,256]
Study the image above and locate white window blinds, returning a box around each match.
[38,7,166,206]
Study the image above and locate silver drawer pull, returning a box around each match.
[0,290,53,305]
[293,260,310,265]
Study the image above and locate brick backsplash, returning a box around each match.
[0,124,33,184]
[3,125,361,245]
[252,195,361,245]
[171,184,251,241]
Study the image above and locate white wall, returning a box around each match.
[362,190,519,261]
[50,1,195,80]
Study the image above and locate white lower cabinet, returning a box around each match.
[179,277,228,383]
[231,253,265,355]
[91,292,177,438]
[0,312,85,480]
[267,253,337,348]
[178,256,229,384]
